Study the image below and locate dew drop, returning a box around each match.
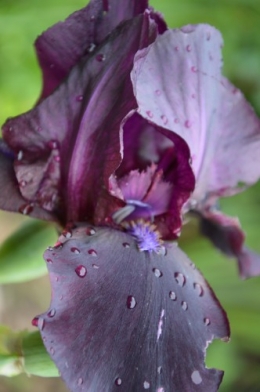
[126,295,137,309]
[54,155,61,162]
[48,140,59,150]
[115,377,122,386]
[37,317,45,331]
[144,381,150,389]
[181,301,188,311]
[32,317,39,327]
[90,15,95,21]
[62,230,72,239]
[204,317,210,326]
[50,347,55,355]
[92,264,99,269]
[191,66,198,73]
[47,309,56,318]
[155,89,161,96]
[157,388,165,392]
[71,247,80,254]
[46,258,53,264]
[191,370,202,385]
[193,282,204,296]
[17,150,23,161]
[96,53,105,62]
[86,227,96,235]
[87,43,96,52]
[157,366,162,374]
[174,46,179,51]
[184,120,191,128]
[76,95,83,102]
[77,378,83,386]
[160,115,168,125]
[88,249,97,256]
[75,265,87,278]
[153,268,163,278]
[123,242,130,248]
[169,291,177,301]
[174,272,185,287]
[186,44,192,52]
[18,203,33,215]
[146,110,153,118]
[19,180,27,187]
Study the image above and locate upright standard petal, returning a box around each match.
[3,15,158,224]
[35,0,166,99]
[34,224,229,392]
[132,24,260,200]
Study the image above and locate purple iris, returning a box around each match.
[1,0,260,391]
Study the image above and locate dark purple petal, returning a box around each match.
[3,15,158,224]
[36,224,229,392]
[200,209,260,279]
[0,140,54,220]
[35,0,166,99]
[132,24,260,202]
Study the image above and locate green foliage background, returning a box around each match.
[0,0,260,391]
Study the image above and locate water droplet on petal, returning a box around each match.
[76,95,83,102]
[153,268,163,278]
[19,180,27,187]
[193,282,204,296]
[87,43,96,53]
[123,242,130,248]
[146,110,153,118]
[48,140,59,150]
[174,46,179,51]
[88,249,97,256]
[160,115,168,125]
[155,89,161,96]
[174,272,186,287]
[184,120,191,128]
[92,264,99,269]
[17,150,23,161]
[191,370,202,385]
[186,44,192,52]
[37,317,45,331]
[204,317,210,326]
[86,227,96,235]
[90,15,95,21]
[169,291,177,301]
[77,378,83,386]
[115,377,122,386]
[191,66,197,73]
[50,347,55,355]
[181,301,188,311]
[126,295,137,309]
[157,366,162,374]
[19,203,33,215]
[71,247,80,254]
[144,381,150,389]
[75,265,87,278]
[46,258,53,264]
[157,388,165,392]
[47,309,56,318]
[54,155,61,162]
[32,317,39,327]
[96,53,105,62]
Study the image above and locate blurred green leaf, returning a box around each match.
[0,220,57,284]
[22,331,59,377]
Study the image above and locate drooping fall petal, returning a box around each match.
[35,224,230,392]
[36,0,166,99]
[3,14,159,224]
[200,209,260,279]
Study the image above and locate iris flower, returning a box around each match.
[1,0,260,391]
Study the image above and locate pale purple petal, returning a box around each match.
[35,224,229,392]
[132,24,260,201]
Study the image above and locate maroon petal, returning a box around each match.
[200,209,260,279]
[3,15,158,224]
[36,224,229,392]
[36,0,166,99]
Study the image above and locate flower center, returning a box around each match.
[123,220,166,254]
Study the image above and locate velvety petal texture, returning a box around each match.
[3,14,159,224]
[132,24,260,201]
[35,224,230,392]
[200,209,260,279]
[36,0,167,99]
